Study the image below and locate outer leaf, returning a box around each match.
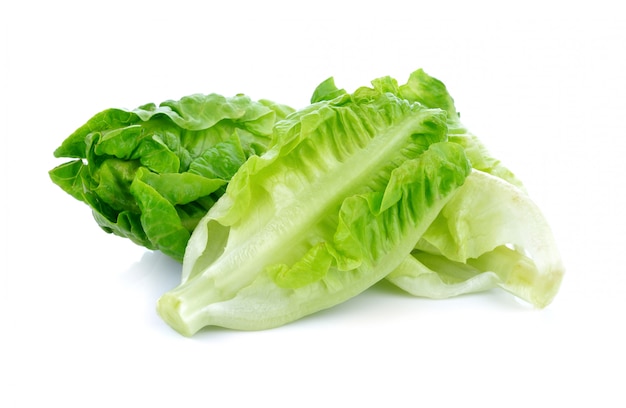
[157,91,471,336]
[386,170,564,308]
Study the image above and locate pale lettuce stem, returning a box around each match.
[157,277,219,337]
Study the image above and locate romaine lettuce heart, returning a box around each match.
[157,92,472,335]
[313,69,563,307]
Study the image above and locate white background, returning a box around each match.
[2,1,625,406]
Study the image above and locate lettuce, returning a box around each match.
[49,93,293,261]
[49,68,563,335]
[156,92,472,335]
[313,70,563,307]
[312,69,524,189]
[387,170,564,308]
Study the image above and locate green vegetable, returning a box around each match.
[157,91,472,335]
[49,93,294,261]
[313,70,563,308]
[49,68,563,336]
[386,170,564,307]
[311,69,524,189]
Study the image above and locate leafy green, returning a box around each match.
[157,91,471,335]
[312,68,524,189]
[386,170,564,307]
[49,93,294,261]
[50,68,564,335]
[313,69,563,307]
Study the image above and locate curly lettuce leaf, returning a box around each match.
[386,170,564,308]
[312,68,524,189]
[313,69,562,307]
[49,93,294,261]
[156,92,471,335]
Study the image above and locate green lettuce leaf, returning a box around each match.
[386,170,564,308]
[312,68,524,189]
[313,69,563,307]
[157,92,471,335]
[49,93,294,261]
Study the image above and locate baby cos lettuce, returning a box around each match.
[49,93,293,261]
[314,69,564,308]
[157,92,471,335]
[50,69,564,336]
